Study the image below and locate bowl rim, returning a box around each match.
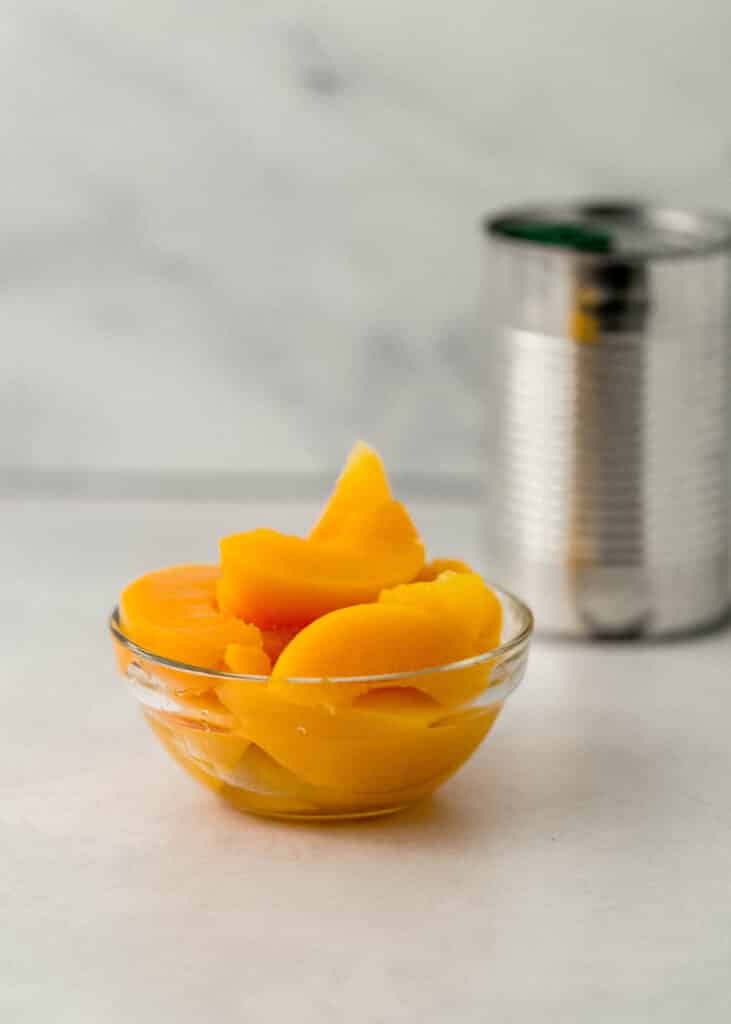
[109,583,533,686]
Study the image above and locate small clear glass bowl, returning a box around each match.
[109,586,533,821]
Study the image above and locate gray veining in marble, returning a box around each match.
[3,1,731,484]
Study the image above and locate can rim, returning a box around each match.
[483,200,731,260]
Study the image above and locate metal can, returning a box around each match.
[482,201,731,638]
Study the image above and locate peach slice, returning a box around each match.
[379,570,502,654]
[223,644,272,676]
[351,686,444,724]
[309,441,392,544]
[150,712,250,778]
[268,602,469,706]
[120,565,260,669]
[218,502,424,628]
[215,677,500,794]
[378,571,503,706]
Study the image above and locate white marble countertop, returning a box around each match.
[2,497,731,1022]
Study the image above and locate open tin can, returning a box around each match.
[482,201,731,638]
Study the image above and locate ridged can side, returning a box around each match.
[482,203,731,638]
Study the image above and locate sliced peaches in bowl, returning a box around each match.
[110,443,532,821]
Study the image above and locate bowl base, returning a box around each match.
[226,801,412,823]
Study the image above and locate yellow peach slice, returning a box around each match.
[309,441,392,544]
[120,565,261,673]
[378,571,503,706]
[351,686,444,724]
[268,602,468,707]
[379,570,502,654]
[223,643,272,676]
[217,506,424,628]
[215,677,499,794]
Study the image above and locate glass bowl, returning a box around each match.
[109,586,533,821]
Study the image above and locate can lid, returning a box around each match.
[487,202,731,259]
[493,220,612,253]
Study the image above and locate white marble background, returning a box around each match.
[3,0,731,486]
